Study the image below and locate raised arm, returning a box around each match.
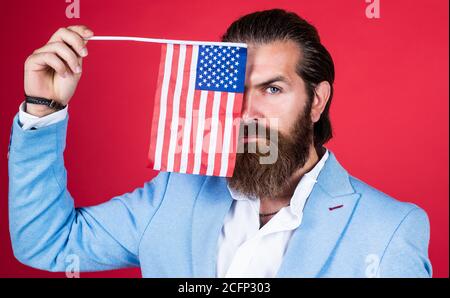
[8,25,170,272]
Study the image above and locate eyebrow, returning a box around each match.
[251,75,291,89]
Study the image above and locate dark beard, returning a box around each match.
[227,102,313,199]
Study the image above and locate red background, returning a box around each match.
[0,0,448,278]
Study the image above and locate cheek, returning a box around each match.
[265,93,304,134]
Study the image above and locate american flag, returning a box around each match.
[148,42,247,177]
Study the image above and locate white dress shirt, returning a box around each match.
[17,102,329,278]
[218,151,329,277]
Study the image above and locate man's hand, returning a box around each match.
[24,25,93,117]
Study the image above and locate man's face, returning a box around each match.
[228,40,314,198]
[242,40,310,138]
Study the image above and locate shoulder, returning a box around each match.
[347,176,430,240]
[346,177,432,277]
[349,176,425,216]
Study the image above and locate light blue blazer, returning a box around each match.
[8,115,432,277]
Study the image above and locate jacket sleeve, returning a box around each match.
[377,206,433,278]
[8,114,169,272]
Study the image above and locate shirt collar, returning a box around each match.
[303,149,329,183]
[227,149,330,213]
[288,149,329,216]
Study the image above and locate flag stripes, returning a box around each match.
[149,43,244,177]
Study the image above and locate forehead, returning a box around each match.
[246,40,302,83]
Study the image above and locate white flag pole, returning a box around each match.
[86,36,247,48]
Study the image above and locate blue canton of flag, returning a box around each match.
[195,45,247,93]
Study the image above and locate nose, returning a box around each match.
[241,90,261,122]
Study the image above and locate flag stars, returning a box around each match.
[196,44,244,92]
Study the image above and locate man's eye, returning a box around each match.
[266,86,281,94]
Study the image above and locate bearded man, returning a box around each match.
[8,9,431,277]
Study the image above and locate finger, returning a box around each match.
[29,52,70,78]
[67,25,94,46]
[34,42,82,74]
[48,27,88,58]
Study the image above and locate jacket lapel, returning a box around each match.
[277,152,361,277]
[191,176,233,277]
[190,152,360,278]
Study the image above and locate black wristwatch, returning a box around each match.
[25,95,66,111]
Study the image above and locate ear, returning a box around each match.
[310,81,331,123]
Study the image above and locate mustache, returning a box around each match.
[237,120,282,158]
[239,120,280,140]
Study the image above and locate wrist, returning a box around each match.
[25,102,57,117]
[24,94,66,117]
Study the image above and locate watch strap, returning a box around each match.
[25,95,66,110]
